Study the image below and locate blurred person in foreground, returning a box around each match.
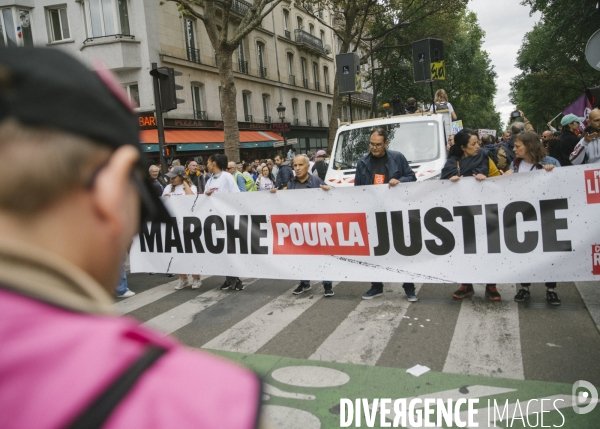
[0,48,262,428]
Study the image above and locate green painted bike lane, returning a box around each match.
[207,349,600,428]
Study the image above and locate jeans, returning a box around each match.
[371,282,415,292]
[301,280,332,287]
[116,259,128,295]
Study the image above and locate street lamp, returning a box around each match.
[276,102,287,157]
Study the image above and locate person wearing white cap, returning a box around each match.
[559,113,585,166]
[162,166,202,290]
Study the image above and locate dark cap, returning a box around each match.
[0,47,170,223]
[166,165,186,178]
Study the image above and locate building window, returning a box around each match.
[283,9,289,37]
[309,23,314,36]
[184,18,199,63]
[242,91,252,122]
[287,53,295,85]
[86,0,130,39]
[320,29,325,43]
[305,100,311,126]
[296,16,302,30]
[292,98,298,124]
[123,83,139,107]
[0,8,33,47]
[257,42,267,78]
[317,103,323,126]
[300,58,307,88]
[262,94,271,123]
[327,104,332,125]
[312,62,319,91]
[191,84,206,119]
[48,7,70,42]
[323,66,330,93]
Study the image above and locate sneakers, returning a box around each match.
[323,285,334,297]
[546,290,561,306]
[452,284,474,299]
[175,278,190,290]
[191,278,202,289]
[292,282,311,295]
[116,289,135,298]
[219,281,232,290]
[405,288,418,302]
[233,279,245,291]
[514,288,531,302]
[362,287,383,300]
[485,285,501,301]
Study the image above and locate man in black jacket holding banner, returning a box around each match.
[354,127,419,301]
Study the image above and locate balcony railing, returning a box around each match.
[295,29,325,54]
[214,53,219,67]
[194,110,207,120]
[302,78,308,88]
[325,84,330,94]
[187,48,201,64]
[306,119,312,126]
[239,60,249,74]
[285,30,291,39]
[264,116,271,123]
[245,115,253,122]
[314,81,320,91]
[259,66,267,78]
[231,0,252,15]
[289,74,295,86]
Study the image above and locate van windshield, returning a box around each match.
[333,121,440,169]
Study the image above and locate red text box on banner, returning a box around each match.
[593,245,600,275]
[271,213,370,255]
[585,169,600,204]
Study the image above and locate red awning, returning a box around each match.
[139,129,283,144]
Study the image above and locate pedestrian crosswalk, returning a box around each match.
[119,274,600,384]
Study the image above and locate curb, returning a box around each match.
[575,281,600,335]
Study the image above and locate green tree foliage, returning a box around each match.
[374,11,501,132]
[510,0,600,131]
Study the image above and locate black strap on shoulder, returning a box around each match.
[67,346,167,429]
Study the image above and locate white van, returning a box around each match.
[325,111,452,187]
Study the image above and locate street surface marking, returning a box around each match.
[309,283,422,365]
[443,283,525,380]
[261,405,321,429]
[263,383,316,400]
[202,281,339,353]
[271,366,350,388]
[143,278,259,334]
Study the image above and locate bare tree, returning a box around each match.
[167,0,284,161]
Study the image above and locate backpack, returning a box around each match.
[498,142,516,165]
[435,101,449,111]
[235,171,257,192]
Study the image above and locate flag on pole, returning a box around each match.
[562,93,593,131]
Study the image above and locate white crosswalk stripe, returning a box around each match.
[309,283,422,365]
[203,281,340,353]
[443,283,524,380]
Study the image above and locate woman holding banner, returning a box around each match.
[441,129,502,301]
[504,130,561,305]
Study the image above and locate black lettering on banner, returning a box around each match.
[540,199,572,252]
[485,204,501,254]
[204,215,225,254]
[503,201,538,253]
[183,217,204,253]
[227,215,249,254]
[373,212,390,256]
[424,207,455,255]
[165,217,184,253]
[391,210,422,256]
[250,215,268,254]
[139,221,163,253]
[453,205,483,254]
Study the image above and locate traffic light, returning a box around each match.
[149,67,184,112]
[164,144,177,158]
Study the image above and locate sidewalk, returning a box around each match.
[576,281,600,333]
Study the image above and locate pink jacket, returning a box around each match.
[0,288,261,429]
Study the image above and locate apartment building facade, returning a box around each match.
[2,0,372,160]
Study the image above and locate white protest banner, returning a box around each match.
[478,129,497,138]
[130,166,600,283]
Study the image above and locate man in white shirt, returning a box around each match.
[204,154,244,291]
[570,109,600,165]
